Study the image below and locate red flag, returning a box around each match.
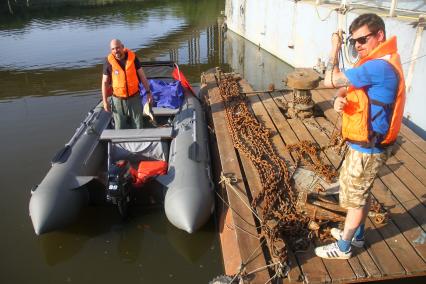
[172,67,194,94]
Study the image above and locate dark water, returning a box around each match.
[0,1,293,283]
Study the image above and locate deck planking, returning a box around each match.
[204,71,426,283]
[204,73,271,283]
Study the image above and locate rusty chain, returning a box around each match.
[215,72,387,273]
[287,140,338,183]
[217,72,311,265]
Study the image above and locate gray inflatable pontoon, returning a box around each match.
[29,62,214,235]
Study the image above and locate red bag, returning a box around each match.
[130,160,168,187]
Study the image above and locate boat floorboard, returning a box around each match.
[203,71,426,284]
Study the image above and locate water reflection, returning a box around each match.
[224,30,293,91]
[0,0,226,99]
[0,4,190,70]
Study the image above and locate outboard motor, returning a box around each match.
[107,160,133,217]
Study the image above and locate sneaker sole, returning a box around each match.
[314,248,352,260]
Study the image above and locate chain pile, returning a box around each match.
[215,72,388,274]
[302,117,347,156]
[217,73,311,265]
[287,140,338,183]
[293,93,312,105]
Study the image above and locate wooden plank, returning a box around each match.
[298,118,379,280]
[378,165,426,230]
[258,95,300,146]
[238,80,331,284]
[310,89,341,128]
[203,79,244,277]
[368,181,426,275]
[206,74,271,282]
[238,80,306,284]
[399,125,426,154]
[218,209,244,276]
[352,244,383,279]
[239,154,303,284]
[395,135,426,168]
[386,155,426,207]
[275,92,379,282]
[363,218,406,277]
[274,90,414,278]
[294,247,331,284]
[373,218,426,275]
[209,73,426,282]
[391,147,426,187]
[250,88,358,283]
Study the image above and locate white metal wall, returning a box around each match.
[225,0,426,134]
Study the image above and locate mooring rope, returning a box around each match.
[219,172,264,224]
[215,189,262,229]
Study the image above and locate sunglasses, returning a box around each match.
[347,32,376,45]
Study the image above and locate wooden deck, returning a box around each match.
[202,71,426,284]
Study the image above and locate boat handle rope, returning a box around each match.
[65,109,96,148]
[219,172,263,224]
[215,180,263,229]
[217,173,290,281]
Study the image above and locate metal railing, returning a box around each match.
[315,0,426,17]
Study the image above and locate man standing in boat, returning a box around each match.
[101,39,152,129]
[315,13,405,259]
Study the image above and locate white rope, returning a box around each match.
[215,190,262,229]
[402,53,426,65]
[314,5,336,21]
[228,238,267,283]
[218,173,290,282]
[226,223,261,239]
[219,172,264,223]
[246,261,281,276]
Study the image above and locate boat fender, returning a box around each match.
[130,160,168,187]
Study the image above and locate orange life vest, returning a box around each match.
[130,160,168,187]
[107,49,140,98]
[342,36,406,147]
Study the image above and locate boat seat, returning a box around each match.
[144,107,179,117]
[100,127,173,142]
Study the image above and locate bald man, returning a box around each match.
[102,39,152,129]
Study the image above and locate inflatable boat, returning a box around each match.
[29,61,214,235]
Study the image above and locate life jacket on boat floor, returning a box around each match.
[130,160,168,187]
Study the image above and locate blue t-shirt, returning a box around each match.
[344,59,398,153]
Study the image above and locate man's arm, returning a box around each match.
[137,67,153,104]
[101,74,111,112]
[324,32,350,88]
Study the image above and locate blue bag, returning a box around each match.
[140,79,184,109]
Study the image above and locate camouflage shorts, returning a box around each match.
[339,148,388,209]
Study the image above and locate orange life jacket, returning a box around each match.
[130,160,168,187]
[342,36,406,147]
[107,49,140,98]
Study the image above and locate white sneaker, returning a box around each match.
[330,228,365,248]
[315,242,352,259]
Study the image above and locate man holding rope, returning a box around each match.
[314,13,406,259]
